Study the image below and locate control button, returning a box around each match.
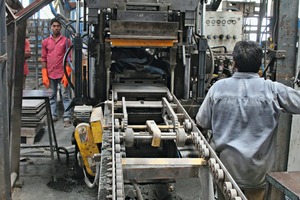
[207,35,211,39]
[219,34,224,40]
[226,35,231,39]
[233,35,237,39]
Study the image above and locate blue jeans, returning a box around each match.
[49,78,72,120]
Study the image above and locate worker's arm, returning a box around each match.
[275,81,300,114]
[42,61,47,69]
[24,39,31,59]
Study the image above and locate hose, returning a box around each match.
[210,45,228,53]
[63,44,75,90]
[82,163,100,188]
[132,180,144,200]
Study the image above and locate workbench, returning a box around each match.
[22,89,60,181]
[265,171,300,200]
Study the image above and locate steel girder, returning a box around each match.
[1,1,53,199]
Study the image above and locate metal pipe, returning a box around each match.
[201,2,206,36]
[76,0,80,34]
[183,26,193,100]
[256,0,267,43]
[132,180,144,200]
[170,67,175,94]
[132,135,177,140]
[127,125,182,130]
[184,56,191,99]
[197,38,208,98]
[122,132,177,140]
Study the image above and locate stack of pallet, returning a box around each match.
[21,99,46,144]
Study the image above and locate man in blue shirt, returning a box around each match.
[196,40,300,200]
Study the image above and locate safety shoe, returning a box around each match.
[64,120,72,128]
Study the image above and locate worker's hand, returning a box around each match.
[61,65,72,88]
[42,68,50,88]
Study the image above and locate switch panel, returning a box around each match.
[205,11,243,52]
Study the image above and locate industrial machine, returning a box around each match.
[2,0,300,199]
[63,0,249,199]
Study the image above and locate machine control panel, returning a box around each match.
[205,11,243,52]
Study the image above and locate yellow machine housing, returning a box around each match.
[74,107,104,176]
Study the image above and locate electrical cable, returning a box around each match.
[82,163,100,188]
[131,180,144,200]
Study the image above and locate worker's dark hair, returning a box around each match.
[232,41,263,73]
[50,18,61,26]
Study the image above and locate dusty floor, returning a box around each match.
[12,79,205,200]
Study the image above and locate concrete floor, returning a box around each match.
[12,90,98,200]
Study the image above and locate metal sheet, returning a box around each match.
[266,171,300,199]
[122,158,206,180]
[117,10,168,22]
[110,21,178,40]
[86,0,199,11]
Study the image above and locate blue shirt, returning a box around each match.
[196,72,300,188]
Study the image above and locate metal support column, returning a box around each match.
[5,0,55,190]
[197,37,207,98]
[287,7,300,171]
[7,19,28,186]
[275,0,299,172]
[0,0,11,199]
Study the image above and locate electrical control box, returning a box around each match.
[205,11,243,52]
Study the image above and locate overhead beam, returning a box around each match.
[6,0,53,26]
